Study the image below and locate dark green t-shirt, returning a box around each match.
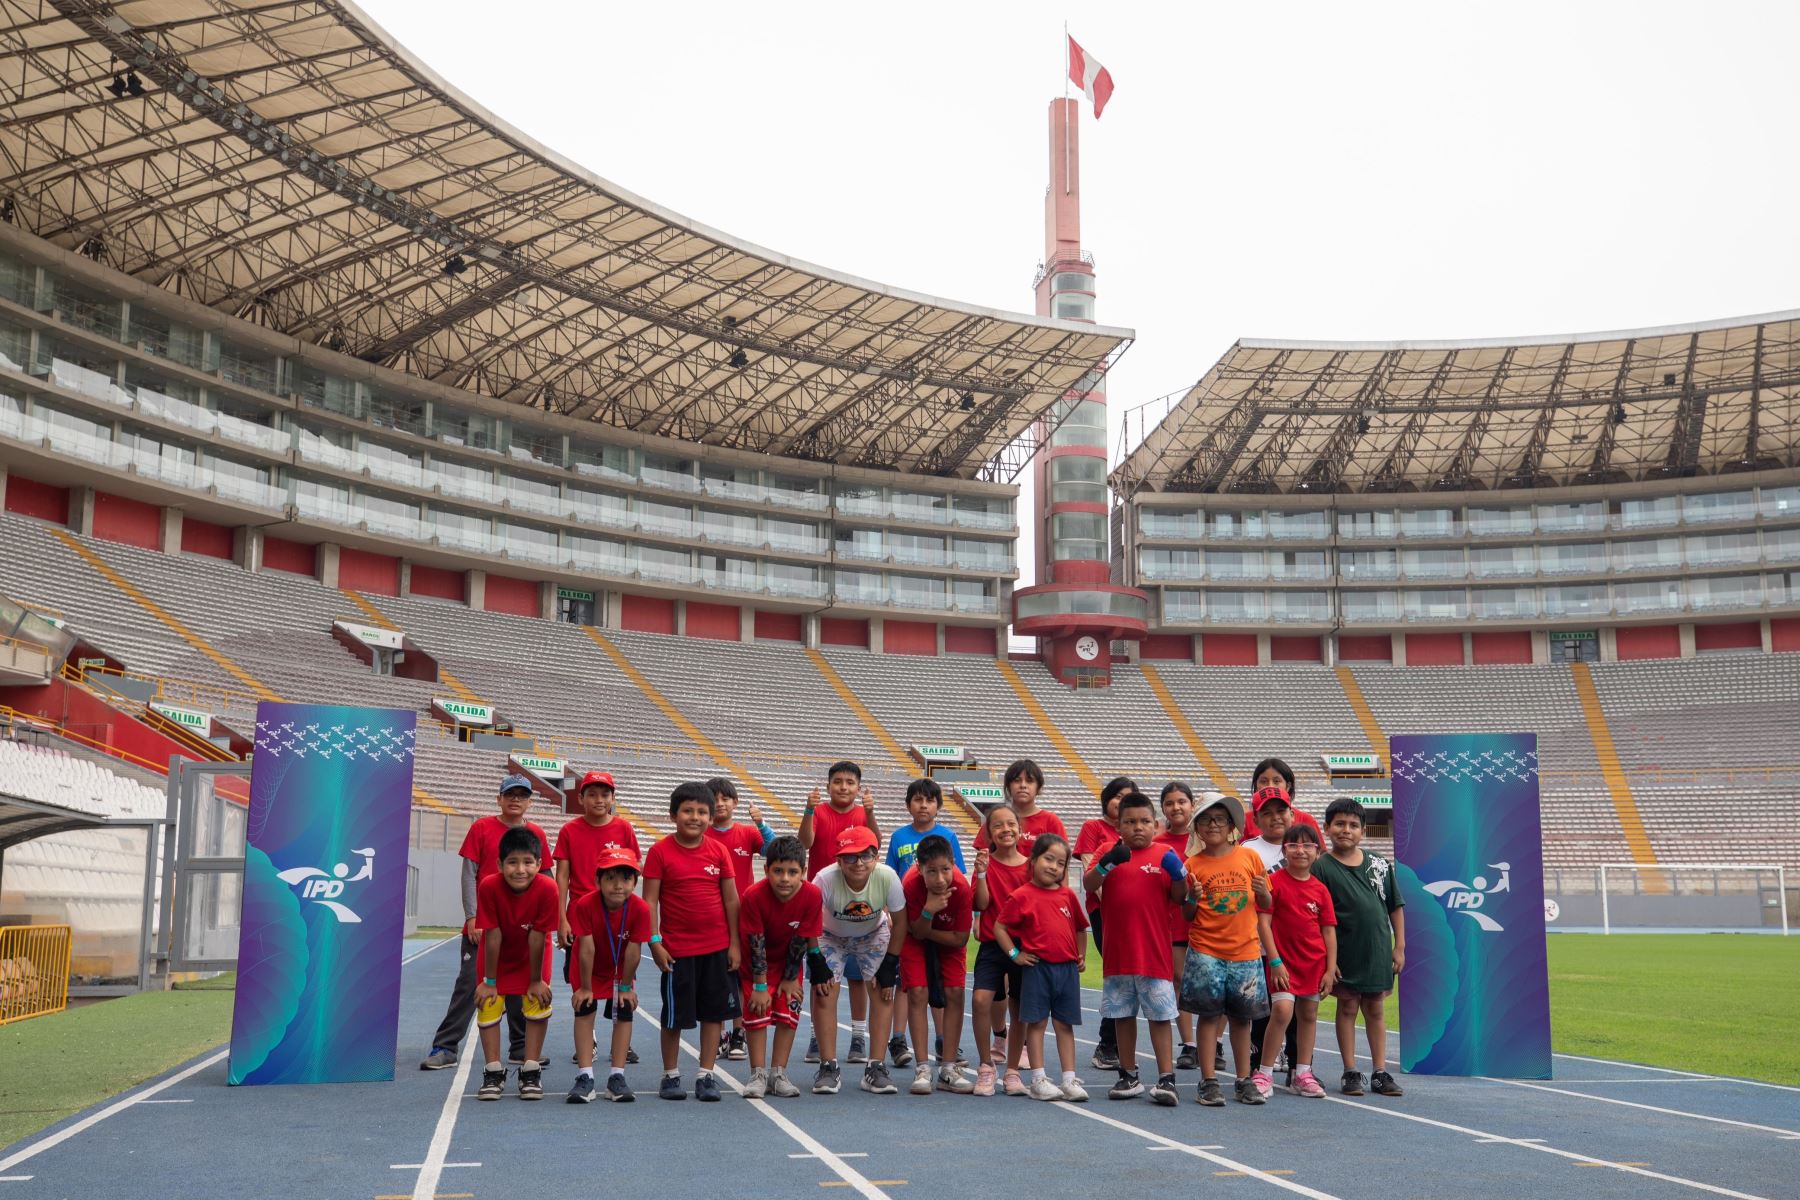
[1311,850,1403,995]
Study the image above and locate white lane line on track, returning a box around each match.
[1479,1078,1800,1139]
[136,1099,194,1104]
[0,1177,35,1182]
[0,1049,229,1174]
[1324,1095,1778,1200]
[392,1162,479,1169]
[401,935,458,966]
[410,1030,477,1200]
[1048,1105,1346,1199]
[1550,1053,1800,1093]
[790,1153,869,1159]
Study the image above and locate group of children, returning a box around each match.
[444,754,1407,1109]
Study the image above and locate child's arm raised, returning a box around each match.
[1084,839,1131,896]
[859,784,882,846]
[797,788,819,848]
[971,848,990,909]
[642,877,672,972]
[722,877,742,972]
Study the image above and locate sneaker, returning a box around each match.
[1061,1078,1089,1103]
[1175,1043,1199,1071]
[890,1036,914,1068]
[768,1068,802,1099]
[1214,1043,1229,1072]
[605,1073,635,1102]
[419,1047,458,1071]
[571,1035,598,1066]
[518,1063,543,1100]
[1292,1069,1326,1099]
[910,1065,934,1095]
[861,1062,898,1095]
[1371,1070,1405,1097]
[847,1033,869,1063]
[812,1061,842,1095]
[1196,1077,1225,1107]
[1149,1076,1180,1107]
[1091,1044,1121,1071]
[507,1052,526,1067]
[658,1074,685,1101]
[727,1030,749,1061]
[626,1047,640,1065]
[1028,1077,1064,1101]
[565,1073,597,1103]
[990,1029,1008,1065]
[1108,1072,1144,1100]
[937,1062,974,1094]
[743,1067,769,1100]
[1234,1076,1265,1106]
[1002,1069,1027,1097]
[695,1072,722,1102]
[1341,1070,1367,1096]
[974,1064,996,1096]
[805,1034,820,1064]
[477,1065,505,1100]
[1250,1069,1274,1100]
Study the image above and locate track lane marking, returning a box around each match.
[1479,1077,1800,1139]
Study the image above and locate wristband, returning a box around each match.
[1096,864,1113,878]
[1267,957,1284,968]
[1007,947,1019,960]
[618,982,633,992]
[648,934,662,945]
[483,977,497,987]
[753,982,769,992]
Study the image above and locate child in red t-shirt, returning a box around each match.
[974,758,1069,850]
[706,775,775,1064]
[1155,781,1201,1069]
[900,835,974,1095]
[737,835,823,1100]
[474,826,559,1101]
[1074,775,1138,1072]
[996,832,1089,1103]
[643,782,742,1103]
[552,769,641,1069]
[970,805,1029,1096]
[798,760,880,1063]
[1254,824,1337,1100]
[566,846,651,1104]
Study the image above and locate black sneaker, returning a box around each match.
[565,1073,597,1103]
[847,1033,869,1063]
[605,1073,635,1102]
[1233,1076,1264,1106]
[659,1074,685,1101]
[1149,1075,1180,1107]
[1196,1077,1225,1107]
[626,1047,640,1065]
[889,1036,914,1068]
[1371,1070,1404,1097]
[1175,1043,1199,1071]
[1214,1043,1228,1072]
[478,1065,505,1100]
[1107,1071,1143,1100]
[860,1062,898,1094]
[420,1047,457,1070]
[813,1060,842,1094]
[518,1064,544,1100]
[1341,1070,1367,1096]
[1092,1044,1121,1071]
[727,1030,748,1061]
[695,1072,722,1102]
[804,1034,821,1064]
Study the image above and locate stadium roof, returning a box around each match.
[0,1,1131,481]
[1113,311,1800,495]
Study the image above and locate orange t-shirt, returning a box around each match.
[1183,845,1267,963]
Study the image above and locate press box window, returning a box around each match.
[1050,455,1107,504]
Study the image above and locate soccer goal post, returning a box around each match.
[1597,864,1790,935]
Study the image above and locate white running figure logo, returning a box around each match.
[1422,863,1511,932]
[277,848,375,924]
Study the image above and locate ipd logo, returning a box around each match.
[1422,863,1511,932]
[277,848,375,924]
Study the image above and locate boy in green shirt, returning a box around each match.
[1311,797,1406,1098]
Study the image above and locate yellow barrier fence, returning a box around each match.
[0,924,72,1025]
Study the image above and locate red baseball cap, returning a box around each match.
[1252,785,1292,814]
[835,826,879,856]
[593,846,640,874]
[577,771,616,791]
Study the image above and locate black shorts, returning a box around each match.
[971,940,1023,1001]
[659,949,740,1030]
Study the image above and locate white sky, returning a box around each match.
[359,0,1800,607]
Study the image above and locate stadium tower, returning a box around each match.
[1012,98,1149,687]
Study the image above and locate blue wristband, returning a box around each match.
[648,934,662,945]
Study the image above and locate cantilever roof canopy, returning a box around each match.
[1114,313,1800,495]
[0,0,1130,480]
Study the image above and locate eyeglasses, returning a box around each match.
[837,850,878,864]
[1196,813,1232,828]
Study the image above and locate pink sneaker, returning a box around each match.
[1292,1069,1325,1098]
[1250,1069,1274,1099]
[974,1064,996,1097]
[1002,1070,1027,1097]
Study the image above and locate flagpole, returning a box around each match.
[1062,21,1071,196]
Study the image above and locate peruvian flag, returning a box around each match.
[1067,34,1114,118]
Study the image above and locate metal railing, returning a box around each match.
[0,924,72,1024]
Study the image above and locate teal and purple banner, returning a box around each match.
[1392,732,1551,1078]
[229,703,416,1085]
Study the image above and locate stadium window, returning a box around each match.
[1469,544,1536,577]
[1052,294,1095,321]
[1683,489,1756,524]
[1052,272,1094,292]
[570,439,635,482]
[1467,505,1535,536]
[642,452,699,493]
[1762,485,1800,518]
[1398,508,1457,538]
[1342,549,1399,579]
[557,588,596,626]
[1050,455,1107,504]
[1338,510,1397,540]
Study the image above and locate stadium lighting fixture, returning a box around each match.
[1612,402,1627,426]
[728,349,749,369]
[107,73,126,97]
[960,393,976,410]
[1356,413,1372,435]
[443,254,468,276]
[126,71,144,96]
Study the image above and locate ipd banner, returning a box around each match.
[229,703,416,1085]
[1391,732,1550,1079]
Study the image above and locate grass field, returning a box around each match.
[2,933,1793,1151]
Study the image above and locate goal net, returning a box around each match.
[1588,864,1792,934]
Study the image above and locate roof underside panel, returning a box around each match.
[0,0,1130,479]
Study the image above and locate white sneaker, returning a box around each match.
[768,1067,801,1099]
[910,1065,934,1095]
[1060,1078,1089,1103]
[742,1067,768,1100]
[1028,1078,1064,1102]
[937,1062,975,1094]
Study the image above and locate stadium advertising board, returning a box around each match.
[229,702,415,1085]
[1391,732,1550,1079]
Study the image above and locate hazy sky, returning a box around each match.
[358,0,1800,597]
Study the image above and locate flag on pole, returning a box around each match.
[1067,34,1114,118]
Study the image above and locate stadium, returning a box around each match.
[0,2,1795,1198]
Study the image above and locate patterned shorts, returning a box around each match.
[819,923,891,986]
[1178,951,1269,1022]
[1100,974,1179,1022]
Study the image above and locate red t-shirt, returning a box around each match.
[900,868,973,971]
[553,817,642,904]
[1267,869,1336,994]
[643,836,735,957]
[1097,845,1179,979]
[706,822,766,896]
[805,802,874,880]
[975,808,1068,852]
[460,815,551,881]
[738,879,825,985]
[997,882,1089,964]
[474,872,558,992]
[975,857,1029,943]
[1073,819,1121,912]
[567,892,652,995]
[1154,829,1192,943]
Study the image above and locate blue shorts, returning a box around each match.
[1178,951,1269,1023]
[1019,960,1082,1027]
[1100,974,1179,1022]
